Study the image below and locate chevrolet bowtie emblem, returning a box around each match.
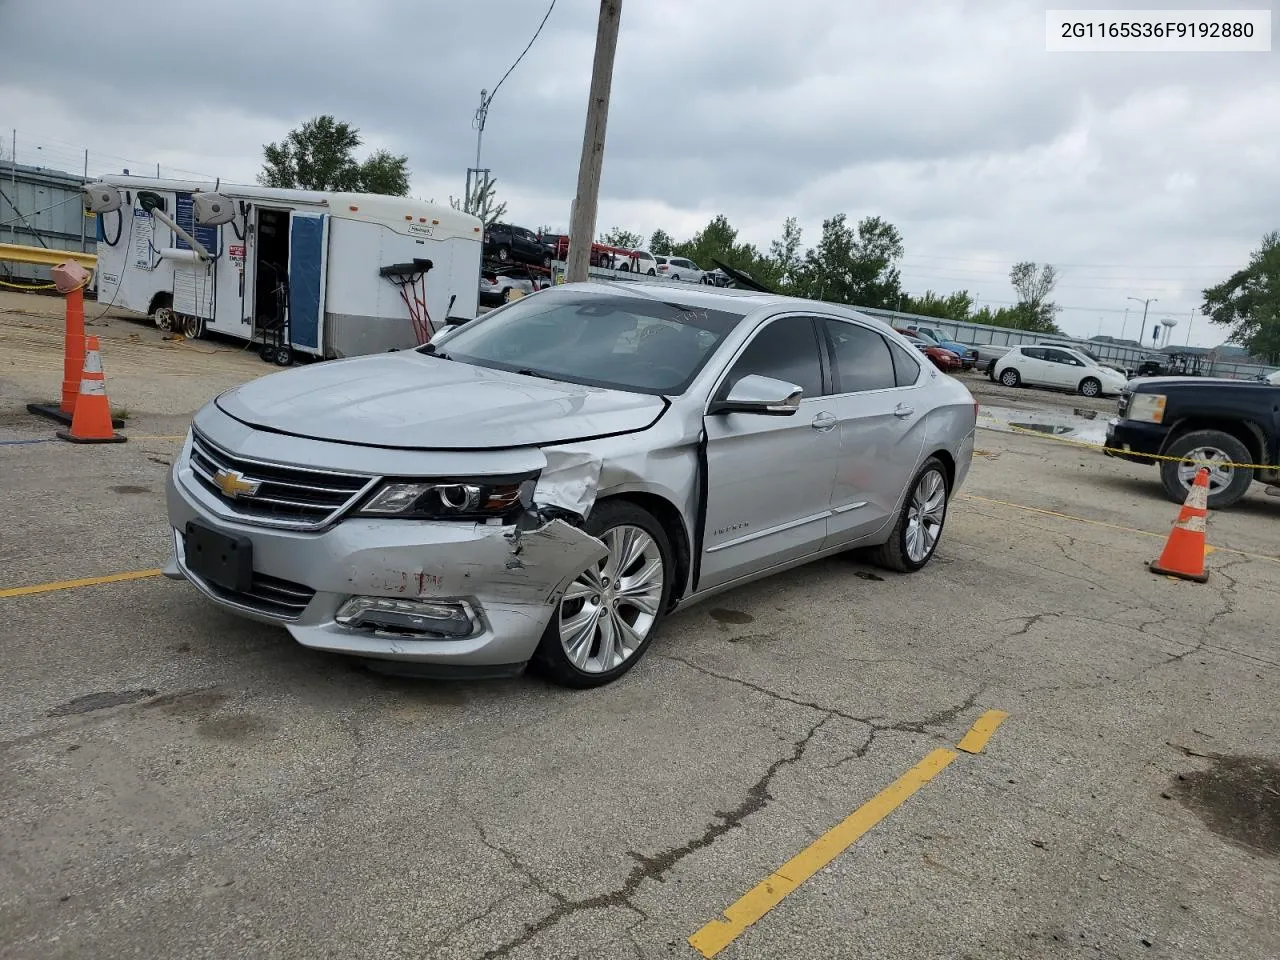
[213,468,261,499]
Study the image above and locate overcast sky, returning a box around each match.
[1,0,1275,346]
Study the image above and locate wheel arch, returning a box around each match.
[146,290,173,316]
[1160,417,1265,465]
[593,491,691,608]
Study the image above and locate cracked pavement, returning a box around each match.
[2,347,1279,958]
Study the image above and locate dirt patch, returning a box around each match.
[1173,754,1280,859]
[709,608,754,625]
[110,485,151,495]
[47,689,158,717]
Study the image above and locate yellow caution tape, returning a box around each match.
[997,422,1280,471]
[0,276,92,292]
[0,278,59,290]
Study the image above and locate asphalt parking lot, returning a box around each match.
[3,295,1279,960]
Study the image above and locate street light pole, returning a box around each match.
[567,0,623,283]
[1128,296,1157,346]
[1185,308,1197,346]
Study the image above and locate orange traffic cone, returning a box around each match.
[1148,467,1210,582]
[55,336,126,444]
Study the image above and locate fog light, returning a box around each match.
[336,597,477,638]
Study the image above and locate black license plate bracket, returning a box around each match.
[184,521,253,593]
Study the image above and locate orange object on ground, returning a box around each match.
[27,262,116,428]
[55,336,126,444]
[1149,467,1210,582]
[60,283,86,415]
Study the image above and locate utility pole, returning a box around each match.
[8,129,15,245]
[1185,307,1196,346]
[567,0,622,283]
[1120,306,1129,342]
[80,149,88,252]
[1128,296,1156,347]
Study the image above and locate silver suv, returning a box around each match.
[165,283,977,688]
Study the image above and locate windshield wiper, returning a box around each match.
[515,368,555,381]
[422,344,451,359]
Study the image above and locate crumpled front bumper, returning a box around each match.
[164,452,607,672]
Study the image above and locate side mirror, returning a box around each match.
[710,374,803,416]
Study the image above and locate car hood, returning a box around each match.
[214,352,667,450]
[1126,375,1242,390]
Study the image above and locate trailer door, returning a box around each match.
[288,212,328,354]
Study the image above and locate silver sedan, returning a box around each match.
[164,283,977,687]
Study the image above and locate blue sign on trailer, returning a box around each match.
[173,192,219,254]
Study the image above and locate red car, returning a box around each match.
[894,329,962,372]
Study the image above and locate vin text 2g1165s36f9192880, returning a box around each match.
[164,281,977,688]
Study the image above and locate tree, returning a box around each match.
[794,214,904,308]
[1008,261,1061,332]
[648,228,676,256]
[1202,231,1280,363]
[675,214,766,275]
[600,227,642,248]
[903,289,974,323]
[259,115,410,195]
[449,176,508,227]
[765,217,804,293]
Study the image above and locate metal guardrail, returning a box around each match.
[0,241,98,271]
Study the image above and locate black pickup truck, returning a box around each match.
[1105,376,1280,508]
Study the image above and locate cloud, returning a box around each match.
[0,0,1273,344]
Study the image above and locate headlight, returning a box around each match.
[356,480,527,520]
[1126,393,1166,424]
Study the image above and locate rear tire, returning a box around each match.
[1159,429,1254,509]
[999,368,1021,387]
[868,457,950,573]
[531,500,673,689]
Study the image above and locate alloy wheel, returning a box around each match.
[558,525,665,674]
[905,468,947,563]
[1177,447,1233,494]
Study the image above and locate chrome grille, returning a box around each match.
[188,430,376,529]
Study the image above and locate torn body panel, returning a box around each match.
[166,461,608,667]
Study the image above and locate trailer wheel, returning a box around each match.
[180,314,204,340]
[154,306,175,332]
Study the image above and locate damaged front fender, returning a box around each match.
[344,516,607,609]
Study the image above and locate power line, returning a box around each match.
[487,0,557,108]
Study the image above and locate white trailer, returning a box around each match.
[82,176,482,361]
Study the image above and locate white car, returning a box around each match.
[627,250,660,276]
[993,345,1128,397]
[1266,369,1280,385]
[659,256,704,283]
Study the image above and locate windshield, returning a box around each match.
[432,289,747,395]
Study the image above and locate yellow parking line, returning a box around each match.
[688,710,1010,957]
[956,709,1009,754]
[0,568,163,599]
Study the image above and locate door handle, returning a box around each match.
[893,403,915,418]
[811,412,837,432]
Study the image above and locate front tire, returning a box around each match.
[532,501,673,689]
[1079,377,1101,397]
[1159,429,1254,509]
[999,367,1021,387]
[869,458,950,573]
